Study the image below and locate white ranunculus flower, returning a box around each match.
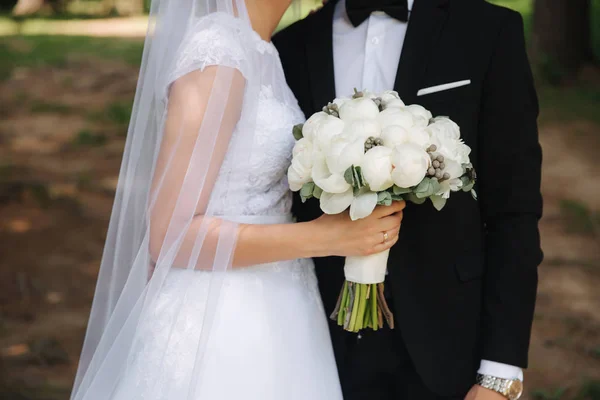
[342,118,381,142]
[287,138,314,191]
[428,117,460,140]
[381,125,431,149]
[391,143,430,188]
[406,127,432,149]
[427,117,471,165]
[381,125,410,147]
[312,154,351,194]
[332,97,350,109]
[349,191,378,220]
[383,98,406,109]
[436,159,465,199]
[320,189,379,220]
[326,135,365,175]
[362,146,394,191]
[379,90,400,104]
[405,104,433,128]
[361,90,378,99]
[312,114,345,153]
[302,111,328,142]
[339,97,380,121]
[378,107,415,130]
[320,189,354,215]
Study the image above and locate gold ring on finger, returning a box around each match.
[382,231,389,243]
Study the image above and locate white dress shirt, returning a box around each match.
[332,0,524,382]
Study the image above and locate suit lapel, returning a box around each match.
[305,1,337,114]
[394,0,450,104]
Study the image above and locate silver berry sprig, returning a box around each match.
[426,144,450,181]
[322,102,340,118]
[364,136,384,152]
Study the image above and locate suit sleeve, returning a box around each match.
[477,11,543,368]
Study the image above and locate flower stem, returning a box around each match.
[349,283,361,332]
[371,284,379,331]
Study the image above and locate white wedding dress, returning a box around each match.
[109,13,343,400]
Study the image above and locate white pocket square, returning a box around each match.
[417,80,471,97]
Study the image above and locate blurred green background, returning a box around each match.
[0,1,599,399]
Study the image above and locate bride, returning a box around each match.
[70,0,404,399]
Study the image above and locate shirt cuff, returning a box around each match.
[478,360,524,381]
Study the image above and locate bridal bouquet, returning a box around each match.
[288,89,477,332]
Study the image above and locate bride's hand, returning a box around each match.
[311,201,406,258]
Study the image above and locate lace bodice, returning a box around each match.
[169,13,305,218]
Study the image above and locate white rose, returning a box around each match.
[339,97,380,121]
[342,118,381,142]
[312,154,351,194]
[405,104,433,128]
[391,143,430,188]
[312,114,345,153]
[326,135,365,175]
[320,189,378,221]
[378,107,415,130]
[362,146,394,191]
[287,138,315,191]
[302,111,328,142]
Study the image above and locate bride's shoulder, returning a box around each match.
[172,12,256,80]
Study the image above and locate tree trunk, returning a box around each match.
[532,0,593,81]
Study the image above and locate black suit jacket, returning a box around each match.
[274,0,543,395]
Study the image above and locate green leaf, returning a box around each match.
[430,195,447,211]
[344,165,366,189]
[344,166,355,186]
[377,191,392,206]
[390,194,404,202]
[415,177,441,199]
[405,193,427,205]
[313,185,323,199]
[300,182,315,203]
[392,185,412,195]
[462,181,475,192]
[353,166,366,188]
[471,189,478,200]
[292,124,304,140]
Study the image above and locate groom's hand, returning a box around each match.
[465,385,505,400]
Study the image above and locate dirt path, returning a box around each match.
[0,16,149,37]
[0,52,599,399]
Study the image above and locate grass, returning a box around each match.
[531,387,567,400]
[0,35,143,80]
[72,129,107,147]
[559,199,600,235]
[30,100,73,114]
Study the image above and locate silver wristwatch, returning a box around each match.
[476,373,523,400]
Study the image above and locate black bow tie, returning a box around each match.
[345,0,409,27]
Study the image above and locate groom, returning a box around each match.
[274,0,542,399]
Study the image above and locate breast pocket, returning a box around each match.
[417,79,474,105]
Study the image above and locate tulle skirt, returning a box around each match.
[111,258,343,400]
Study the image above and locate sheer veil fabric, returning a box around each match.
[69,1,322,399]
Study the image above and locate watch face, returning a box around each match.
[507,380,524,400]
